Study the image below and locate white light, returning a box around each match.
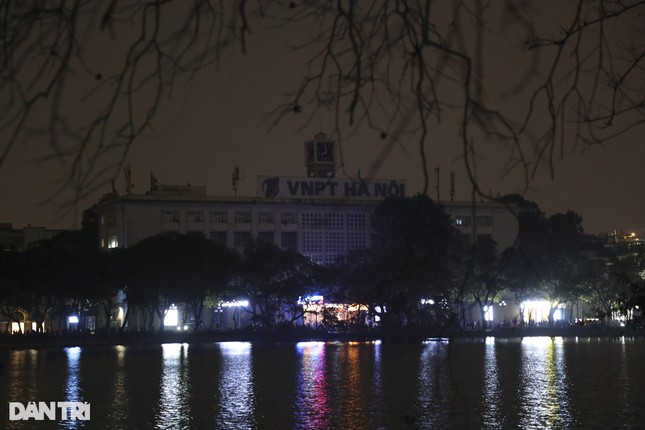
[484,306,493,321]
[107,235,119,249]
[221,300,249,308]
[298,295,324,304]
[164,307,178,327]
[68,316,79,324]
[420,298,435,305]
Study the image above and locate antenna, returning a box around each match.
[450,172,455,202]
[232,165,244,197]
[124,163,132,194]
[434,167,441,201]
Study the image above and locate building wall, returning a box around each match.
[0,223,69,251]
[97,193,520,258]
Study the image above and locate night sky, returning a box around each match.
[0,3,643,235]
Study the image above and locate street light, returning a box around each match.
[499,301,507,325]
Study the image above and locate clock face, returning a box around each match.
[316,142,334,162]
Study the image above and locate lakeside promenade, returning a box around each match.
[1,325,643,350]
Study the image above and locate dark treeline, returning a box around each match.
[1,195,644,337]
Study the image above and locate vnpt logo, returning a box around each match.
[261,177,280,198]
[8,402,90,421]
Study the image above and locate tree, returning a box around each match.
[0,247,29,332]
[1,1,642,203]
[342,194,460,331]
[462,235,505,328]
[19,239,76,333]
[125,233,237,332]
[236,239,314,329]
[504,206,589,324]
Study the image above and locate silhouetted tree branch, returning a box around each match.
[1,1,643,205]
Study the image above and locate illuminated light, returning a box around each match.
[164,306,178,327]
[10,322,25,333]
[420,298,435,305]
[221,300,249,308]
[68,316,79,324]
[298,295,324,305]
[483,305,493,321]
[219,342,252,355]
[422,338,449,344]
[520,300,558,323]
[183,325,189,331]
[296,341,324,349]
[107,235,119,249]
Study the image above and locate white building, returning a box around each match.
[94,133,520,329]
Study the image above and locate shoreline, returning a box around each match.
[1,326,643,350]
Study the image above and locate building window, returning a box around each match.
[161,210,180,222]
[258,212,274,224]
[281,232,297,250]
[107,235,119,249]
[347,232,367,250]
[235,211,252,223]
[302,231,324,253]
[346,213,367,230]
[107,214,117,226]
[234,231,251,249]
[281,212,297,224]
[455,216,471,226]
[257,231,275,243]
[186,211,204,223]
[476,216,493,227]
[210,211,228,223]
[209,231,227,245]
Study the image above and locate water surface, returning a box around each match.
[1,337,644,429]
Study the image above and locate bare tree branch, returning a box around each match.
[0,0,643,207]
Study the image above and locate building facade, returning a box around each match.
[0,223,69,251]
[96,183,519,261]
[93,133,521,330]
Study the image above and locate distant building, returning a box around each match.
[93,133,520,329]
[96,133,518,258]
[0,223,68,251]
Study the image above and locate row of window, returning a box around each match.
[160,210,369,229]
[301,212,368,230]
[454,215,493,227]
[204,229,368,254]
[161,210,298,224]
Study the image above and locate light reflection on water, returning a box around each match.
[1,337,644,429]
[518,337,575,429]
[215,342,254,429]
[60,347,84,430]
[294,341,331,429]
[482,336,503,429]
[155,343,191,429]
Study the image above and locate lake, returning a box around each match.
[1,336,644,429]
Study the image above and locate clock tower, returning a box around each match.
[304,132,336,178]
